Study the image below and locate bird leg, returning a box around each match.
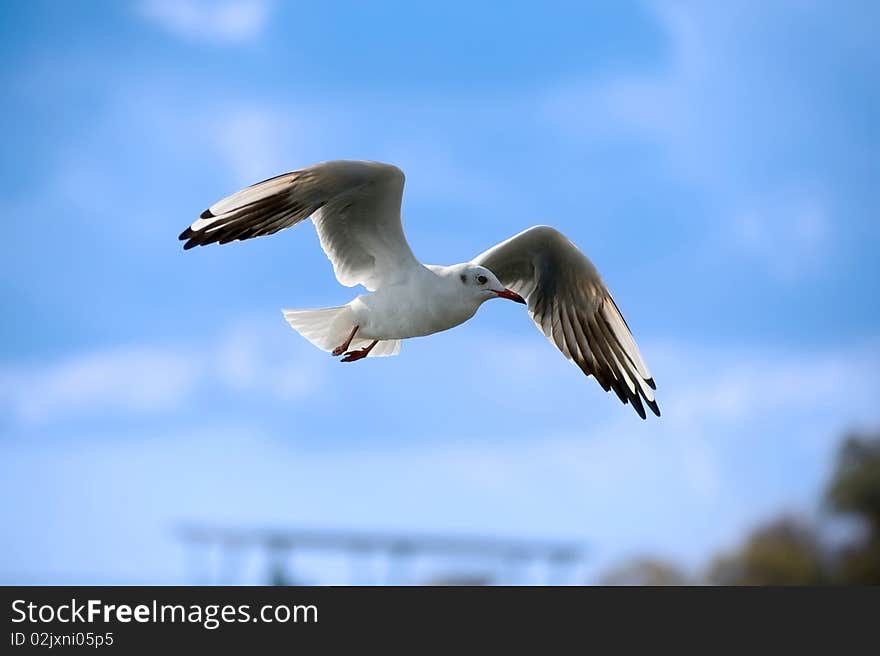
[332,325,359,356]
[340,340,378,363]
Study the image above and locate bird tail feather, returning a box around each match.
[281,306,401,357]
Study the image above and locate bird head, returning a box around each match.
[456,264,526,305]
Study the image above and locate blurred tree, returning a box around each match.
[592,432,880,586]
[825,432,880,584]
[706,518,828,585]
[826,433,880,530]
[599,557,689,586]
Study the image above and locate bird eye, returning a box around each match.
[477,275,488,285]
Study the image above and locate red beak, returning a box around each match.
[494,288,527,304]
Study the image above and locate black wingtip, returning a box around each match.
[178,226,199,250]
[200,208,214,219]
[631,393,647,420]
[610,383,628,405]
[646,377,656,391]
[646,398,661,418]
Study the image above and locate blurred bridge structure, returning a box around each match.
[176,525,587,585]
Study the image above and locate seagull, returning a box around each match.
[180,160,659,418]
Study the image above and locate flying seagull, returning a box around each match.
[180,160,659,418]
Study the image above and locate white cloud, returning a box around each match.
[542,2,840,282]
[137,0,272,44]
[0,347,200,424]
[208,107,294,185]
[541,3,710,177]
[2,333,879,582]
[730,192,830,281]
[0,321,324,426]
[213,324,321,401]
[455,337,880,572]
[642,339,880,442]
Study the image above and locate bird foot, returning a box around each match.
[339,340,378,363]
[332,325,360,356]
[340,348,370,363]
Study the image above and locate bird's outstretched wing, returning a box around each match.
[179,160,419,291]
[473,225,659,419]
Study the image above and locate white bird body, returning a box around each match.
[352,264,484,340]
[180,160,660,418]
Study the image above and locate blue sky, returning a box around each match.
[1,0,878,583]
